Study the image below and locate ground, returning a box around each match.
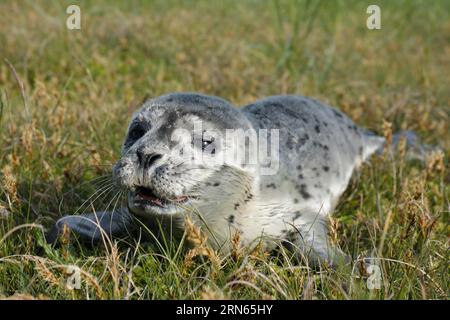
[0,0,448,299]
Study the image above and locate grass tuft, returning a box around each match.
[0,0,448,299]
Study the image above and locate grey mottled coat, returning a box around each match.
[48,93,387,266]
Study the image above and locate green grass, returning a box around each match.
[0,0,449,299]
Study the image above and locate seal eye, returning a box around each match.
[202,138,215,154]
[127,125,146,144]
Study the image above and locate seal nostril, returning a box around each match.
[136,148,144,165]
[136,146,162,169]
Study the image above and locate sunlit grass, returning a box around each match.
[0,0,448,299]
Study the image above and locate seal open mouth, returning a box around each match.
[135,186,189,208]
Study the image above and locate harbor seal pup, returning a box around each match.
[48,92,390,266]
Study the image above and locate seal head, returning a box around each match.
[113,93,256,223]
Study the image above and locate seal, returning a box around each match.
[48,92,390,266]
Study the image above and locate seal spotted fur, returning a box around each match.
[48,93,388,266]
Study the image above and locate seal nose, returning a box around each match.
[136,148,162,169]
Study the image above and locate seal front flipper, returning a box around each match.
[46,208,136,246]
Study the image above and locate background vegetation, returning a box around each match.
[0,0,448,299]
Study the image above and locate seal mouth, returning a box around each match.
[134,186,189,208]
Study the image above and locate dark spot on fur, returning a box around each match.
[323,166,329,172]
[228,215,235,224]
[297,184,311,200]
[323,121,328,127]
[270,102,284,109]
[297,134,310,146]
[234,203,240,210]
[213,182,220,186]
[266,183,277,189]
[296,165,302,170]
[314,182,323,189]
[244,193,254,203]
[313,115,320,123]
[333,109,343,118]
[294,198,299,204]
[298,174,304,179]
[314,125,320,133]
[286,136,294,150]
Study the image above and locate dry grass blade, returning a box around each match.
[0,0,448,300]
[184,215,221,268]
[3,58,29,117]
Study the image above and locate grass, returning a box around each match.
[0,0,449,300]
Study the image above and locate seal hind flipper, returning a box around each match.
[360,129,386,161]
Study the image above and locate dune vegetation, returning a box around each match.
[0,0,448,299]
